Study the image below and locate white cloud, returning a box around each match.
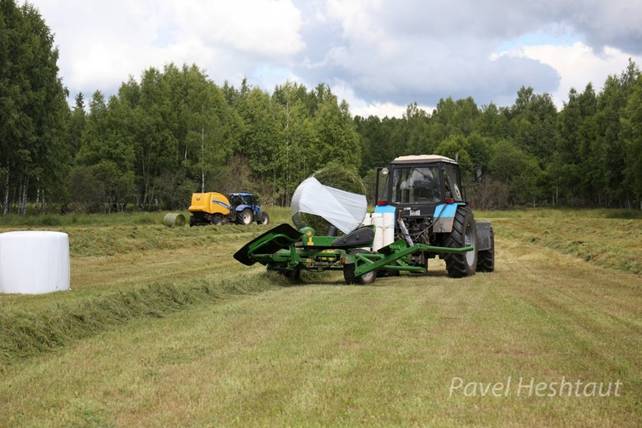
[302,0,642,108]
[331,80,432,118]
[304,0,561,105]
[32,0,304,96]
[351,102,416,119]
[29,0,642,115]
[172,1,304,57]
[504,42,642,106]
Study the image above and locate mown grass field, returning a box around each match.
[0,208,641,427]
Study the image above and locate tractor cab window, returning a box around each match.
[391,166,441,203]
[229,194,246,206]
[443,165,463,201]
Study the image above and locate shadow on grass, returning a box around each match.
[273,269,450,288]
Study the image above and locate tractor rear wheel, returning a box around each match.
[238,209,254,225]
[476,225,495,272]
[444,206,477,278]
[257,212,270,225]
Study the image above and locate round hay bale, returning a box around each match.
[163,213,186,227]
[297,163,365,234]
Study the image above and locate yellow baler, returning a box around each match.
[188,192,231,226]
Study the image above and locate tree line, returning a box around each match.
[1,0,641,214]
[358,62,642,209]
[66,71,361,211]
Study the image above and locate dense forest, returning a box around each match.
[1,0,642,214]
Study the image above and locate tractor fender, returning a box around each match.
[475,222,493,251]
[236,204,262,216]
[432,202,465,233]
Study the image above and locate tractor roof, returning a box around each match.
[391,154,457,165]
[230,192,253,196]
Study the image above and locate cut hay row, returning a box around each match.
[0,272,281,367]
[491,216,642,274]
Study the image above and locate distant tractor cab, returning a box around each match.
[188,192,269,227]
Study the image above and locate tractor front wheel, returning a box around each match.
[343,263,376,285]
[238,209,254,225]
[280,267,301,284]
[444,206,477,278]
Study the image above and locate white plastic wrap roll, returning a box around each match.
[382,213,396,248]
[291,177,367,234]
[361,213,372,226]
[0,231,70,294]
[360,213,373,251]
[372,214,385,251]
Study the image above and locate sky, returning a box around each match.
[32,0,642,117]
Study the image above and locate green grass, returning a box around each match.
[1,240,640,426]
[476,209,642,274]
[478,207,642,220]
[0,206,292,258]
[0,208,640,426]
[0,211,166,227]
[0,206,292,228]
[0,207,294,365]
[0,206,292,364]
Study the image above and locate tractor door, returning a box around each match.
[442,163,464,203]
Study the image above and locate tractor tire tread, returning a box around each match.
[477,226,495,272]
[444,206,477,278]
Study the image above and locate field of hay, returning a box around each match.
[0,208,640,427]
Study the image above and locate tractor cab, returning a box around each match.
[382,155,464,215]
[229,192,256,209]
[376,155,466,238]
[371,154,493,276]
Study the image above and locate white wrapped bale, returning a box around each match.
[0,231,70,294]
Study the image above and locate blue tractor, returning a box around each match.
[229,192,270,225]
